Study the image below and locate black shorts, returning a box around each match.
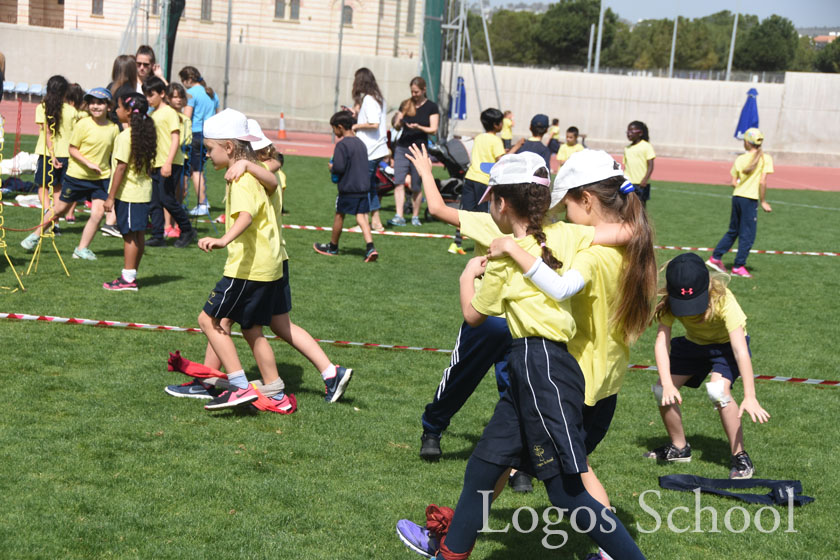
[60,176,108,203]
[335,194,370,215]
[185,132,207,174]
[203,276,275,329]
[273,260,292,315]
[582,394,617,455]
[670,335,751,388]
[473,337,588,480]
[114,200,150,234]
[34,156,68,190]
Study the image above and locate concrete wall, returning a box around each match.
[2,24,838,166]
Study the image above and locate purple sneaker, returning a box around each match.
[396,519,438,558]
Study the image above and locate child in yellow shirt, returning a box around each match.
[556,126,585,167]
[622,120,655,205]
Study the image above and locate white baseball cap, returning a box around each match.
[247,119,273,150]
[551,149,627,208]
[204,108,261,142]
[477,152,551,204]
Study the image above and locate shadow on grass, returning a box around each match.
[141,274,185,288]
[439,430,481,461]
[637,434,732,468]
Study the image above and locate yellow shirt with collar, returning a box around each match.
[223,172,285,281]
[35,102,78,157]
[178,113,192,165]
[557,142,584,164]
[66,116,119,181]
[567,245,629,405]
[548,125,561,141]
[151,103,181,168]
[111,129,152,203]
[660,288,747,345]
[623,140,655,184]
[465,132,505,184]
[731,152,773,200]
[500,118,513,140]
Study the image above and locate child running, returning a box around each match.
[21,87,119,258]
[646,252,770,478]
[556,126,584,167]
[623,120,655,205]
[313,110,378,262]
[706,128,773,279]
[102,93,156,291]
[400,152,646,560]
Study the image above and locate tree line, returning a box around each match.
[462,0,840,73]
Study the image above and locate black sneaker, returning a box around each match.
[146,237,168,247]
[643,442,692,462]
[313,242,338,256]
[730,451,755,480]
[324,366,353,403]
[420,432,441,461]
[174,229,197,248]
[509,471,534,493]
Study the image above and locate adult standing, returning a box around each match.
[178,65,219,216]
[389,76,439,227]
[135,45,167,91]
[351,68,389,232]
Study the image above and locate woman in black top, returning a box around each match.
[389,76,439,227]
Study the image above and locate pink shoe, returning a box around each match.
[730,266,753,278]
[706,257,727,274]
[164,226,181,239]
[204,384,259,410]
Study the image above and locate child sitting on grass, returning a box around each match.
[313,110,378,262]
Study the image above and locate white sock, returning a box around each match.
[122,269,137,282]
[599,548,614,560]
[227,370,248,389]
[321,364,337,381]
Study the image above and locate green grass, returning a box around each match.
[1,135,839,559]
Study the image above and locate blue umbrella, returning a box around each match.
[450,77,467,120]
[734,88,759,140]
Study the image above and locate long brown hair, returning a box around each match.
[110,55,138,97]
[491,168,562,271]
[564,176,657,343]
[352,67,384,108]
[178,66,215,99]
[43,75,69,133]
[118,93,156,175]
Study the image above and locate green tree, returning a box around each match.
[790,36,817,72]
[534,0,619,66]
[734,14,798,71]
[815,38,840,72]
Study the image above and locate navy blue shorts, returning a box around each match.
[670,335,751,388]
[473,337,588,480]
[114,200,150,234]
[185,132,207,174]
[582,394,617,455]
[273,260,292,315]
[34,156,68,190]
[203,276,275,329]
[335,194,370,215]
[60,176,108,203]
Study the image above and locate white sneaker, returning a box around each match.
[20,232,39,251]
[189,204,209,216]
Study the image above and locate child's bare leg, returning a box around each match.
[192,171,206,204]
[371,209,383,230]
[657,374,693,448]
[78,199,105,250]
[123,231,144,270]
[242,325,280,386]
[204,318,233,371]
[67,201,78,219]
[393,185,406,218]
[355,213,373,244]
[198,311,244,375]
[410,188,423,219]
[270,313,331,372]
[104,210,117,226]
[331,213,344,245]
[582,460,611,509]
[711,373,744,455]
[164,208,174,230]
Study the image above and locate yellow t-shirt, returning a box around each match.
[278,169,287,191]
[623,140,655,185]
[660,288,747,345]
[151,104,181,168]
[548,125,561,141]
[731,152,773,200]
[465,132,505,184]
[557,142,584,164]
[111,129,153,203]
[178,113,192,166]
[500,118,513,140]
[35,102,78,157]
[223,173,285,282]
[66,116,119,181]
[567,246,629,405]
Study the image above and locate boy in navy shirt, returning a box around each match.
[516,113,552,167]
[314,111,378,262]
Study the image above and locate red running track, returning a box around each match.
[4,101,838,191]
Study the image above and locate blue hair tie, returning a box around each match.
[619,180,635,194]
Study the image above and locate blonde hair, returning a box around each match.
[255,144,278,162]
[207,138,258,164]
[655,271,730,323]
[742,145,764,175]
[399,98,416,118]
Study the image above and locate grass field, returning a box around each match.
[1,135,839,559]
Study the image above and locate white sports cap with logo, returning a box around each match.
[247,119,273,150]
[204,108,261,142]
[477,152,551,204]
[551,149,629,208]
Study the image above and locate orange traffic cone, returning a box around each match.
[278,113,287,140]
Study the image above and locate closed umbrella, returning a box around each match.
[734,88,759,140]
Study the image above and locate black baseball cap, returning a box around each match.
[530,114,549,128]
[666,253,710,316]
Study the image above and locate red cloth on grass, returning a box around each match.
[167,351,228,379]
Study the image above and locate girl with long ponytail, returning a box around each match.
[33,75,76,220]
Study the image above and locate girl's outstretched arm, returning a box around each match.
[654,324,682,406]
[729,327,770,423]
[225,160,279,195]
[592,222,633,246]
[487,237,584,302]
[460,257,487,326]
[405,143,459,227]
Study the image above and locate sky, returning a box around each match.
[487,0,840,28]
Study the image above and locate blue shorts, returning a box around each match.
[60,176,108,203]
[203,276,275,330]
[473,337,588,480]
[273,260,292,315]
[582,394,617,455]
[335,194,370,215]
[34,156,68,190]
[114,200,150,234]
[185,132,207,174]
[669,335,752,388]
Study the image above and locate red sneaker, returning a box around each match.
[103,276,138,291]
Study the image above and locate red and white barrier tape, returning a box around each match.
[4,201,837,254]
[2,311,836,386]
